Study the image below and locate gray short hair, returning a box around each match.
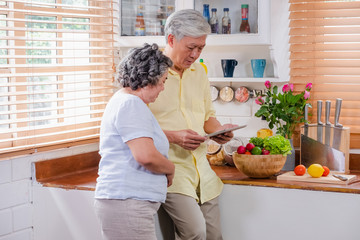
[165,9,211,43]
[117,43,173,90]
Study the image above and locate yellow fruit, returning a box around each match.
[307,164,325,178]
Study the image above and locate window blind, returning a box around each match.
[0,0,119,156]
[289,0,360,148]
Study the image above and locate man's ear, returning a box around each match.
[167,34,175,47]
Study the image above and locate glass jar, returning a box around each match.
[206,139,226,166]
[223,137,244,166]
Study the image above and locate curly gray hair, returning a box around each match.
[165,9,211,43]
[118,43,173,90]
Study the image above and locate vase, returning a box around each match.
[282,139,295,171]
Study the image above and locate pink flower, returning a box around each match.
[265,80,271,89]
[306,82,312,90]
[282,84,291,93]
[255,96,264,105]
[289,83,294,91]
[304,90,310,99]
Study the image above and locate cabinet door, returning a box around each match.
[193,0,270,45]
[120,0,175,36]
[118,0,270,46]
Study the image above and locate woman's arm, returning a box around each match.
[127,137,175,186]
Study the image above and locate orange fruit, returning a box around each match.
[322,166,330,176]
[294,164,306,176]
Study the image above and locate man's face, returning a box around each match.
[169,35,207,71]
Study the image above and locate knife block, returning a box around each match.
[300,125,350,173]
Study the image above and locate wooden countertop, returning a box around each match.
[35,155,360,194]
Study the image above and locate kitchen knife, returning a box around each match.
[332,98,343,150]
[304,103,309,137]
[317,100,324,144]
[325,100,331,146]
[332,174,348,181]
[301,133,345,172]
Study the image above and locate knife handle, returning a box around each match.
[304,103,309,125]
[317,100,323,125]
[334,98,342,127]
[325,100,331,125]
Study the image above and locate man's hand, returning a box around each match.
[167,129,206,151]
[210,124,238,144]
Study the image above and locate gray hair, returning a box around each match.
[117,43,173,90]
[164,9,211,43]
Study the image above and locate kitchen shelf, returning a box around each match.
[208,77,284,83]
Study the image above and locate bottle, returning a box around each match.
[157,6,166,35]
[199,59,208,74]
[240,4,250,33]
[209,8,219,34]
[135,5,145,36]
[257,116,273,139]
[203,4,210,23]
[222,8,231,34]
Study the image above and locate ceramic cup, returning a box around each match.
[251,59,266,78]
[221,59,238,77]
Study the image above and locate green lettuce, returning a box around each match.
[263,135,292,156]
[249,137,264,148]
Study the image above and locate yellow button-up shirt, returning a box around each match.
[149,63,223,203]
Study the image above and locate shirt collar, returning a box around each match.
[169,63,196,76]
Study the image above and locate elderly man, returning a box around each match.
[149,9,237,240]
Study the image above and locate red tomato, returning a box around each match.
[322,166,330,176]
[245,151,252,155]
[294,164,306,176]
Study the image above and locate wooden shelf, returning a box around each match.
[208,77,285,83]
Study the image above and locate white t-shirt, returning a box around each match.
[95,91,169,202]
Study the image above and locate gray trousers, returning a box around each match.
[94,198,160,240]
[158,193,223,240]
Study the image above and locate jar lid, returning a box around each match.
[223,137,244,156]
[210,85,219,101]
[219,86,234,102]
[235,86,250,103]
[207,139,222,155]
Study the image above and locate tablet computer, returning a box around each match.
[205,125,247,138]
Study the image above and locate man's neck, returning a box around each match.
[172,65,185,76]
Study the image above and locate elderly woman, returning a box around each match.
[94,43,175,240]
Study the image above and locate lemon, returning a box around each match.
[307,164,324,178]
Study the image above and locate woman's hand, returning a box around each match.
[166,172,174,187]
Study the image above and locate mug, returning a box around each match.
[251,59,266,78]
[221,59,238,78]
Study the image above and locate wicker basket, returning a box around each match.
[232,152,287,178]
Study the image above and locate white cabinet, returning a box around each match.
[118,0,280,82]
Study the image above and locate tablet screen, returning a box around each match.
[205,125,247,138]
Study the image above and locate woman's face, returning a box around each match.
[141,71,168,104]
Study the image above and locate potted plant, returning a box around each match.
[254,81,312,170]
[254,81,312,139]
